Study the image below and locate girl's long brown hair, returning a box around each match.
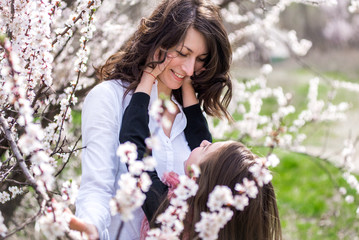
[151,142,282,240]
[97,0,232,119]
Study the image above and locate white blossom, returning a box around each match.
[345,195,354,204]
[128,161,145,176]
[161,116,172,130]
[188,164,201,178]
[267,154,280,167]
[149,99,164,121]
[139,173,152,192]
[151,174,199,238]
[260,64,273,75]
[233,194,249,211]
[8,186,23,199]
[349,0,359,13]
[110,149,154,221]
[35,201,71,239]
[0,192,10,204]
[242,178,259,198]
[339,187,347,195]
[117,142,138,164]
[145,136,161,150]
[195,208,233,240]
[174,175,198,200]
[207,186,233,212]
[61,180,79,205]
[143,156,157,171]
[164,99,177,114]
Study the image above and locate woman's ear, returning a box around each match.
[145,47,164,70]
[153,48,161,62]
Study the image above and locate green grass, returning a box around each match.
[251,147,359,239]
[229,67,359,239]
[71,109,82,126]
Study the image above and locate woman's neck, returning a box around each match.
[156,79,180,138]
[156,79,172,98]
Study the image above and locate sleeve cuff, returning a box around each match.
[183,103,202,117]
[130,92,150,108]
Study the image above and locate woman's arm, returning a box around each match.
[75,82,125,240]
[119,92,168,222]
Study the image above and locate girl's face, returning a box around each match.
[184,140,228,176]
[157,27,208,94]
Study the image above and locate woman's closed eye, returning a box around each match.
[197,56,206,62]
[176,50,186,57]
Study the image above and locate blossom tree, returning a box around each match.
[0,0,359,239]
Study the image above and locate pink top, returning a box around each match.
[140,171,180,240]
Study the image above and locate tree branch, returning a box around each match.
[0,115,47,201]
[55,135,82,177]
[0,163,17,184]
[52,1,95,46]
[0,199,46,240]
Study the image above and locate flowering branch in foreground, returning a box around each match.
[194,155,276,240]
[146,172,200,239]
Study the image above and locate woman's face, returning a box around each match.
[184,140,229,176]
[157,27,208,93]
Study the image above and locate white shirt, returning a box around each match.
[76,80,191,240]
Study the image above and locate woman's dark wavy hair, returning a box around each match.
[151,142,282,240]
[97,0,232,119]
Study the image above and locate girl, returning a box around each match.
[119,91,282,240]
[75,0,232,239]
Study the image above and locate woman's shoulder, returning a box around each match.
[83,80,133,112]
[89,79,125,95]
[86,80,132,101]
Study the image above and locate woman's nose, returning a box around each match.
[182,58,196,76]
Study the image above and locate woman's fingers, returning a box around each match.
[154,49,174,76]
[66,209,99,240]
[145,48,175,78]
[69,215,88,233]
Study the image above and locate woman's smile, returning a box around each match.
[171,70,185,81]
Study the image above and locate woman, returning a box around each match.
[75,0,232,239]
[119,91,282,240]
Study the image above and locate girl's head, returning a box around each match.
[184,140,282,239]
[184,140,227,175]
[98,0,232,119]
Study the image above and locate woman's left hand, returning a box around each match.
[64,207,100,240]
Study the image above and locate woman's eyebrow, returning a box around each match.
[183,46,193,53]
[183,45,208,56]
